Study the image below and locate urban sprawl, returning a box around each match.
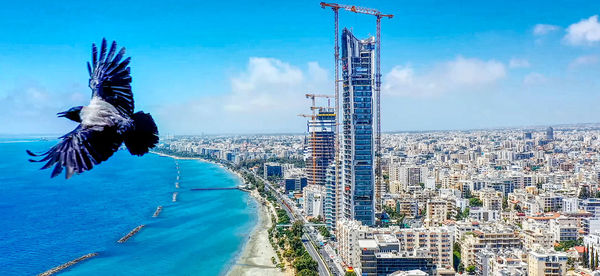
[162,14,594,276]
[158,123,600,276]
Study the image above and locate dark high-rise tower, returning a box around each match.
[341,28,375,226]
[546,126,554,141]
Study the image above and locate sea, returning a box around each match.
[0,138,258,276]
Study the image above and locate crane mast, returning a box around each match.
[299,93,335,189]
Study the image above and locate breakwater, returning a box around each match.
[37,253,98,276]
[153,206,163,217]
[117,225,145,243]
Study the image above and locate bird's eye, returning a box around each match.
[89,79,98,87]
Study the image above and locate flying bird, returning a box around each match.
[27,39,159,179]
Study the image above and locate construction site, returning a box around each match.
[300,2,392,229]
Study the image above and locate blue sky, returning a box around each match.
[1,0,600,134]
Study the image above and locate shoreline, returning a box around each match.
[152,151,206,160]
[152,151,246,183]
[152,151,284,276]
[226,189,286,276]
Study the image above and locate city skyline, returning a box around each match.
[9,2,600,275]
[1,0,600,135]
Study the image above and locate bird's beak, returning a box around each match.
[57,111,67,117]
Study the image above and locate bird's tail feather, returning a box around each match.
[124,111,159,156]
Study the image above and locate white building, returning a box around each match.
[336,219,453,271]
[562,197,579,213]
[528,248,568,276]
[549,216,578,242]
[303,184,325,219]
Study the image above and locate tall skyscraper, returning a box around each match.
[546,126,554,141]
[306,108,336,186]
[341,28,375,226]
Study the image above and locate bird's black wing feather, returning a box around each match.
[27,125,123,179]
[88,38,134,116]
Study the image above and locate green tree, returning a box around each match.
[466,265,476,274]
[308,216,323,223]
[464,189,472,199]
[453,242,462,271]
[276,209,291,224]
[345,272,357,276]
[555,238,583,252]
[584,245,589,268]
[294,252,318,272]
[289,237,304,256]
[469,197,482,207]
[580,186,591,199]
[291,221,304,237]
[298,269,318,276]
[456,208,470,220]
[515,204,522,212]
[318,226,331,238]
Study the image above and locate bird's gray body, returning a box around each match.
[80,97,130,128]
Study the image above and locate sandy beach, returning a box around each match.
[152,151,204,160]
[228,190,286,276]
[152,151,247,182]
[152,151,286,276]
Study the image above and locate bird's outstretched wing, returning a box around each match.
[27,126,123,179]
[88,38,134,116]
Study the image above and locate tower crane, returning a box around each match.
[300,93,335,190]
[305,93,334,116]
[320,2,393,211]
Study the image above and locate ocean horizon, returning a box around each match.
[0,138,257,275]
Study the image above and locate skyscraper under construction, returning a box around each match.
[341,28,375,226]
[303,106,336,220]
[306,108,336,187]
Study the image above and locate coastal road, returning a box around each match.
[323,244,345,275]
[303,233,330,276]
[249,170,331,276]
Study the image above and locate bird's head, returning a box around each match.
[57,106,83,122]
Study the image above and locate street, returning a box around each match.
[250,170,333,276]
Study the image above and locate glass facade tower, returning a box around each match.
[341,28,375,226]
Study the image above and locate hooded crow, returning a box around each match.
[27,39,159,178]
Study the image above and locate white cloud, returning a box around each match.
[156,58,330,134]
[523,72,547,85]
[0,83,87,134]
[533,24,560,36]
[307,61,328,85]
[564,15,600,45]
[383,56,506,97]
[225,57,304,112]
[568,55,599,69]
[509,58,530,68]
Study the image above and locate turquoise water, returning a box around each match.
[0,139,257,275]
